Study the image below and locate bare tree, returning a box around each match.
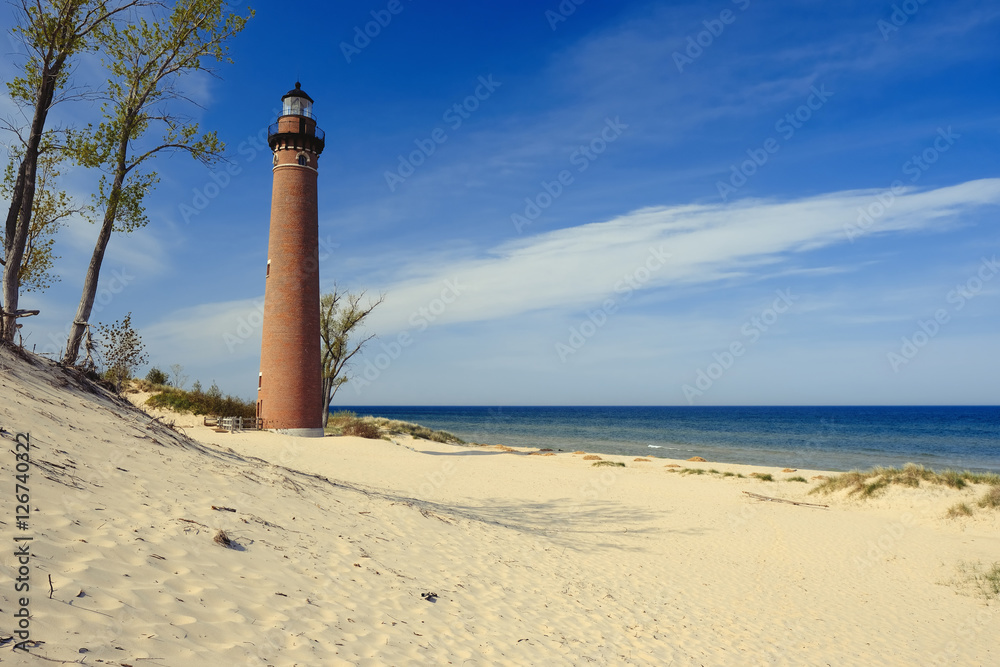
[2,0,147,341]
[169,363,188,389]
[62,0,253,365]
[321,288,384,427]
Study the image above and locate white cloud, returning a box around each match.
[363,179,1000,334]
[143,296,264,366]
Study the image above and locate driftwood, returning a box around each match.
[743,491,829,509]
[178,517,207,527]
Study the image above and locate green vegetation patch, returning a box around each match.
[146,383,255,419]
[592,460,625,468]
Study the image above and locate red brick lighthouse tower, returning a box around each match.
[257,83,326,437]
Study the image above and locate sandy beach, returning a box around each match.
[1,346,998,666]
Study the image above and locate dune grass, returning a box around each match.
[810,464,1000,499]
[946,503,974,518]
[592,461,625,468]
[978,485,1000,509]
[955,561,1000,601]
[325,412,465,444]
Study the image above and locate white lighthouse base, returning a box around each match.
[269,427,326,438]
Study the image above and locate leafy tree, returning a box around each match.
[320,287,384,427]
[97,311,147,393]
[2,143,87,295]
[145,366,168,385]
[2,0,147,341]
[62,0,253,364]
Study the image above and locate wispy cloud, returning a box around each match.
[363,179,1000,333]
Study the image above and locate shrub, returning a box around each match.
[97,313,148,394]
[145,386,255,419]
[341,419,381,439]
[750,473,774,481]
[145,367,169,385]
[787,476,808,483]
[592,461,624,467]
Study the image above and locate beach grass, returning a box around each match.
[325,413,465,444]
[787,476,809,483]
[946,502,974,518]
[956,561,1000,601]
[592,461,625,467]
[977,485,1000,509]
[810,464,1000,499]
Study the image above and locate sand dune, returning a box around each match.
[1,345,997,665]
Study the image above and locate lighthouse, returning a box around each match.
[257,83,326,437]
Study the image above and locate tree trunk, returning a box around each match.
[62,160,126,365]
[2,64,60,340]
[321,375,333,427]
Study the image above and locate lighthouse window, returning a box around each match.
[297,154,308,166]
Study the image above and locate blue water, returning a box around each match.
[335,406,1000,473]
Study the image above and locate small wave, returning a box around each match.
[647,445,663,449]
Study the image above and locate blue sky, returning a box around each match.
[4,0,999,405]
